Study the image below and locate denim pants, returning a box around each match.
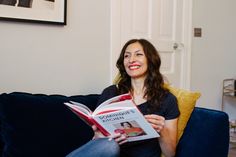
[66,138,120,157]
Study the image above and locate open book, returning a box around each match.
[64,93,159,142]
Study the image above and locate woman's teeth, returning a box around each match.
[129,65,140,70]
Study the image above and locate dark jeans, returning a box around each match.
[66,138,120,157]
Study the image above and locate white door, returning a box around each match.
[111,0,192,89]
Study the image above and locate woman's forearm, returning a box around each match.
[159,130,177,157]
[158,119,178,157]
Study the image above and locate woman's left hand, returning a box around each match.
[144,114,165,133]
[110,133,128,145]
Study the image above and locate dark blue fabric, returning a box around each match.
[175,107,229,157]
[0,92,99,157]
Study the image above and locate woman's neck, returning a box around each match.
[131,78,147,105]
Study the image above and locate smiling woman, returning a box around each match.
[65,39,180,157]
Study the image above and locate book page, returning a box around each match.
[93,94,136,115]
[93,99,135,115]
[68,101,92,114]
[93,107,159,142]
[64,102,92,116]
[94,93,132,112]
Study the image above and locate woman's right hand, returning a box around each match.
[92,125,128,145]
[92,125,106,139]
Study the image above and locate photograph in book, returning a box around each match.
[64,93,160,142]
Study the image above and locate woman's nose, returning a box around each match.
[129,54,135,63]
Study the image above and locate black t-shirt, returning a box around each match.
[96,85,180,157]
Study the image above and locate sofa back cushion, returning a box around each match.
[0,92,99,157]
[166,85,201,141]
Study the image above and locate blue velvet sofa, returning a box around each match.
[0,92,229,157]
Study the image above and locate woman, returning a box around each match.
[67,39,180,157]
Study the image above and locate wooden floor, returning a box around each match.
[229,143,236,157]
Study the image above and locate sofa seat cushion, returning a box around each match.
[0,92,99,157]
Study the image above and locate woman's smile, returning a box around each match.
[128,63,141,70]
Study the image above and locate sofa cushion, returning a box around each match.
[166,85,201,141]
[0,92,100,157]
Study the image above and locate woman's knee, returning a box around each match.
[66,138,120,157]
[95,138,120,156]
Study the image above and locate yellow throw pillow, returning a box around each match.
[166,85,201,141]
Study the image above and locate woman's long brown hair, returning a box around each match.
[116,39,168,113]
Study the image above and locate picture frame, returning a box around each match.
[0,0,67,25]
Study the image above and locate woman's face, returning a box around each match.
[123,42,148,79]
[122,122,132,129]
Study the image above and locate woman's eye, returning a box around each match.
[136,53,143,56]
[124,54,129,58]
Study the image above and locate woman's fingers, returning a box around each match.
[92,125,128,144]
[145,114,165,132]
[92,125,98,131]
[110,133,128,145]
[92,125,106,139]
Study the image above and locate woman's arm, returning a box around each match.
[158,118,178,157]
[145,115,178,157]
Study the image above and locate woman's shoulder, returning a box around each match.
[102,84,118,93]
[164,91,177,101]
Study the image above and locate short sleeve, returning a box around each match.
[162,92,180,120]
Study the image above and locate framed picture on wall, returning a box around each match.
[0,0,67,25]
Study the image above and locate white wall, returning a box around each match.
[1,0,236,118]
[192,0,236,119]
[0,0,111,96]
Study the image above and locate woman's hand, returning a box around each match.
[111,133,128,145]
[92,125,106,139]
[92,125,128,145]
[144,114,165,133]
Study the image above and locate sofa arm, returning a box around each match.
[175,107,229,157]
